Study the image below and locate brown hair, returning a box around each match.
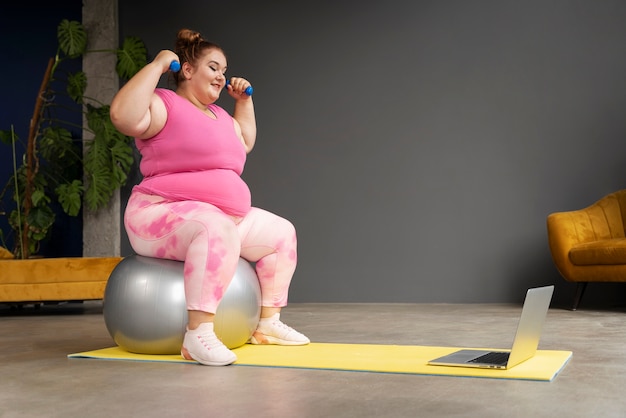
[172,28,224,86]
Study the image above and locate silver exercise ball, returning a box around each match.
[103,255,261,355]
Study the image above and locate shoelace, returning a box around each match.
[196,332,223,350]
[266,320,297,337]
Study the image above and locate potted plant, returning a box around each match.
[0,19,147,305]
[0,19,147,259]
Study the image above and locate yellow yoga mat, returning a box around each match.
[69,343,572,381]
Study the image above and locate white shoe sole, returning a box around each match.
[249,333,310,346]
[181,346,237,366]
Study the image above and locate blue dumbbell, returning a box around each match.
[169,60,181,72]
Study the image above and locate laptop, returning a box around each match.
[428,285,554,370]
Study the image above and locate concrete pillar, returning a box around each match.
[82,0,120,257]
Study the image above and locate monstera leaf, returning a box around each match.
[66,71,87,103]
[57,19,87,59]
[116,36,147,80]
[83,104,134,211]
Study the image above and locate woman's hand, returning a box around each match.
[154,50,180,74]
[226,77,253,100]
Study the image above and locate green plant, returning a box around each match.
[0,19,147,258]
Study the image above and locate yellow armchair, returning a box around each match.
[547,189,626,310]
[0,257,122,306]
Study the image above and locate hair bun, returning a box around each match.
[176,28,203,49]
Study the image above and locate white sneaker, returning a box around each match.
[181,322,237,366]
[249,313,310,346]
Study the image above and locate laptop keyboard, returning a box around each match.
[468,351,510,366]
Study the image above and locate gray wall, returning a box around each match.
[119,0,626,306]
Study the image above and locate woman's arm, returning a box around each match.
[110,50,178,139]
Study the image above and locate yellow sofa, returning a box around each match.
[547,190,626,310]
[0,257,122,306]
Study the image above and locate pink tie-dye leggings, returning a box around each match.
[124,191,297,313]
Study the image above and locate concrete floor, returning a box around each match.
[1,300,625,417]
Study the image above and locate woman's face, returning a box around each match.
[188,48,228,104]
